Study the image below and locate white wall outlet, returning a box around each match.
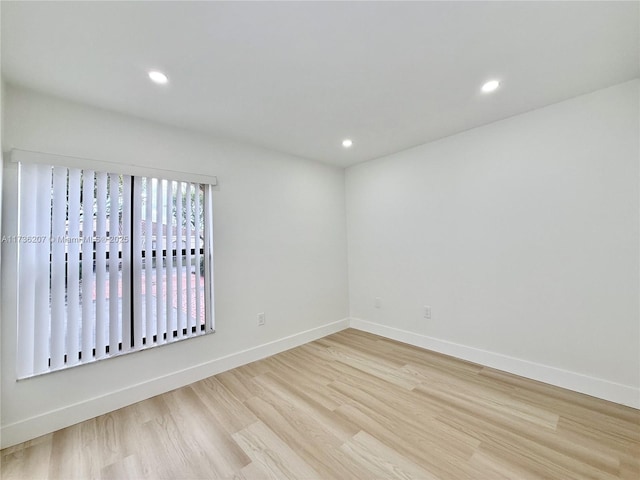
[257,312,266,326]
[374,297,381,308]
[423,305,432,319]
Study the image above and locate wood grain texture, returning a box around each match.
[2,329,639,479]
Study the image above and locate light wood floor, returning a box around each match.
[2,329,639,479]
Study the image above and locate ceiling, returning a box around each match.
[2,1,638,167]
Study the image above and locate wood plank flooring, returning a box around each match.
[2,329,639,479]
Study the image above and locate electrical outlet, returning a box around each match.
[257,312,266,326]
[374,297,381,308]
[423,305,432,319]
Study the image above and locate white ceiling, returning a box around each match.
[2,1,638,167]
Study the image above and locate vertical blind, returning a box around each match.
[16,162,215,378]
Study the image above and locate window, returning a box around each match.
[16,160,215,378]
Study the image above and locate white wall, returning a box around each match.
[1,85,349,447]
[346,80,640,407]
[2,79,638,447]
[0,8,4,435]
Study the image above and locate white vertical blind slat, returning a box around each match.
[95,172,108,358]
[144,177,154,343]
[81,170,95,362]
[33,166,53,373]
[194,185,202,333]
[165,181,174,341]
[203,184,215,332]
[185,183,193,335]
[131,177,145,350]
[66,168,82,365]
[155,179,165,344]
[50,166,68,369]
[108,174,120,353]
[120,175,133,352]
[17,163,38,377]
[176,182,184,338]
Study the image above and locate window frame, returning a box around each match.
[12,149,217,378]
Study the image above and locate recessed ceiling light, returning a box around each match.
[342,139,353,148]
[148,70,169,85]
[481,80,500,93]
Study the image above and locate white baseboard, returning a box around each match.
[3,316,636,448]
[0,318,350,449]
[349,318,640,409]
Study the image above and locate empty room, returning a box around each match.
[0,1,638,479]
